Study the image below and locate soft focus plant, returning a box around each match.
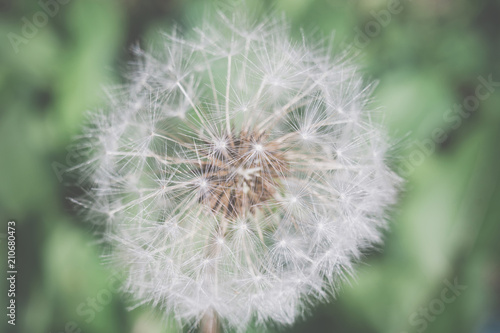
[73,2,400,332]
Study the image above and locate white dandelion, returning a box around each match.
[73,3,400,332]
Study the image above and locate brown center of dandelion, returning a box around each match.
[197,130,288,218]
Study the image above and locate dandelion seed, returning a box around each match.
[73,3,400,332]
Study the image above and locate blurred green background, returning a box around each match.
[1,0,499,332]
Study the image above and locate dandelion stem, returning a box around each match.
[201,309,220,333]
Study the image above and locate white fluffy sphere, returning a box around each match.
[75,5,400,332]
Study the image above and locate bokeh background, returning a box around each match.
[1,0,500,332]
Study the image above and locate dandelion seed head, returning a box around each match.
[74,3,401,332]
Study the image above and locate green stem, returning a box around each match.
[200,309,220,333]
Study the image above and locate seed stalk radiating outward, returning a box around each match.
[196,130,288,219]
